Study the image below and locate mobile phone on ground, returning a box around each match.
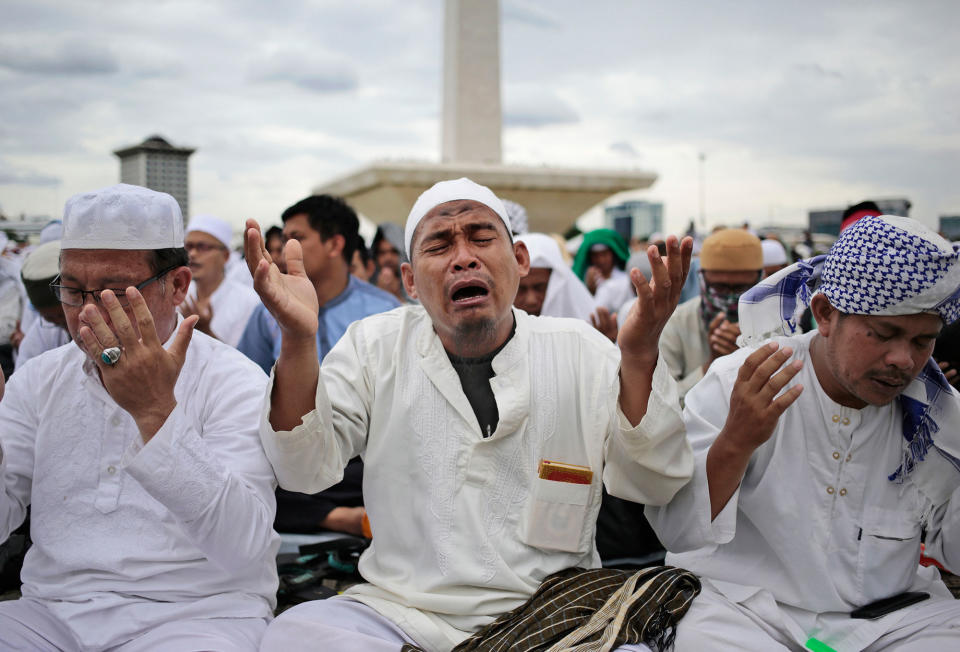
[850,591,929,619]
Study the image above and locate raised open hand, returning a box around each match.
[76,288,197,442]
[723,342,804,452]
[617,235,693,364]
[244,218,319,340]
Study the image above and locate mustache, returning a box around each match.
[871,371,912,385]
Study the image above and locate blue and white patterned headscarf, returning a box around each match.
[738,215,960,495]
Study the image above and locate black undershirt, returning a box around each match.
[446,320,516,438]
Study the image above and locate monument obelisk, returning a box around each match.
[315,0,656,233]
[442,0,501,164]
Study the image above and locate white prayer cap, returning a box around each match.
[61,183,184,250]
[761,238,788,266]
[404,178,511,256]
[21,240,61,309]
[39,220,63,244]
[186,214,232,249]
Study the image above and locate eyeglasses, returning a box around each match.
[699,270,762,296]
[50,265,180,307]
[184,242,226,253]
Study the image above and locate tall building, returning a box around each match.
[808,197,911,235]
[113,135,195,220]
[604,200,663,242]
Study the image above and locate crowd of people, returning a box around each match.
[0,180,957,651]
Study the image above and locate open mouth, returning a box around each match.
[450,280,490,305]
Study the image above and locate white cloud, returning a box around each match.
[503,85,579,128]
[0,38,118,75]
[247,47,359,93]
[0,0,957,234]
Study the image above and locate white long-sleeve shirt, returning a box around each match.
[647,330,960,642]
[260,306,693,652]
[0,331,280,650]
[14,318,71,370]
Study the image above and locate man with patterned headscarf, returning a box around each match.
[659,228,763,398]
[648,214,960,650]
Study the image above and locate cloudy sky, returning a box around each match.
[1,0,958,235]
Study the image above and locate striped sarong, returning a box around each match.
[402,565,700,652]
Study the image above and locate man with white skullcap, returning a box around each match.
[180,214,260,347]
[648,214,960,650]
[14,240,70,369]
[760,237,789,278]
[247,177,695,651]
[0,184,279,650]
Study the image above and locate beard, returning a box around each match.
[453,315,499,345]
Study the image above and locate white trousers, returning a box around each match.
[0,597,267,651]
[672,584,960,652]
[260,597,652,652]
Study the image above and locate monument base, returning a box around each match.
[314,160,657,234]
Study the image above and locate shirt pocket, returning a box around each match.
[518,478,592,554]
[857,505,921,602]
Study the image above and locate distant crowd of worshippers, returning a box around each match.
[1,182,959,651]
[4,197,871,390]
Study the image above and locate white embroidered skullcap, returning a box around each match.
[61,183,184,250]
[404,178,511,256]
[761,238,788,267]
[186,214,233,249]
[39,220,63,244]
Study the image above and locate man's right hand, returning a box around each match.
[706,343,804,519]
[244,218,319,341]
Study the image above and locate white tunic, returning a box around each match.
[189,278,261,348]
[0,331,280,650]
[647,330,960,649]
[260,306,693,652]
[658,296,709,398]
[14,319,71,370]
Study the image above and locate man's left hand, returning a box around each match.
[76,288,198,443]
[618,235,694,364]
[617,235,693,426]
